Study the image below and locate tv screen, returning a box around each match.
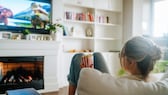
[0,0,51,34]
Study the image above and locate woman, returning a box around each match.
[67,36,162,95]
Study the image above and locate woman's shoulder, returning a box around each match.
[119,75,144,81]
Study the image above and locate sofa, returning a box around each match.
[77,68,168,95]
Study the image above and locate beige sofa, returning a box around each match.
[77,68,168,95]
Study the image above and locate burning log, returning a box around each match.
[0,67,33,84]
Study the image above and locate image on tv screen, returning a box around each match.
[0,0,51,30]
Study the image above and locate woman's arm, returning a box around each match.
[161,70,168,80]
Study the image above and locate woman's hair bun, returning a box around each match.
[148,44,162,61]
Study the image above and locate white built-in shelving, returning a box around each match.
[62,0,123,53]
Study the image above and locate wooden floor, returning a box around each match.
[41,86,68,95]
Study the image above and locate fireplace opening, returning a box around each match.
[0,56,44,94]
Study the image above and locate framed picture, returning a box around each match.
[0,32,12,39]
[29,34,37,40]
[11,33,22,40]
[29,34,52,41]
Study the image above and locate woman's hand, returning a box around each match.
[80,54,94,68]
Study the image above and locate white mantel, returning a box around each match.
[0,40,61,93]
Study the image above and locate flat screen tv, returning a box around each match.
[0,0,51,34]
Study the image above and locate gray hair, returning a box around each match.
[121,36,161,79]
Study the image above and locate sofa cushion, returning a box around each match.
[77,68,168,95]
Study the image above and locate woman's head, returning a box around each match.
[120,36,161,79]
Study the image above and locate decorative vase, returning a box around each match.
[50,31,56,41]
[50,27,63,41]
[85,27,93,37]
[25,34,30,40]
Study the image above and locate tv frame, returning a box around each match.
[0,0,52,34]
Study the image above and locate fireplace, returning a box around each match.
[0,56,44,94]
[0,40,60,93]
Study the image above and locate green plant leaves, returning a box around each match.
[152,60,168,73]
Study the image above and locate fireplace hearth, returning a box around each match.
[0,56,44,94]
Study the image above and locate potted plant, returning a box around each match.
[22,29,31,40]
[46,23,64,41]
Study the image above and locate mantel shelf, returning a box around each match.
[0,40,60,50]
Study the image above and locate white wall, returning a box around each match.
[123,0,133,42]
[123,0,144,42]
[132,0,143,36]
[142,0,152,36]
[52,0,64,23]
